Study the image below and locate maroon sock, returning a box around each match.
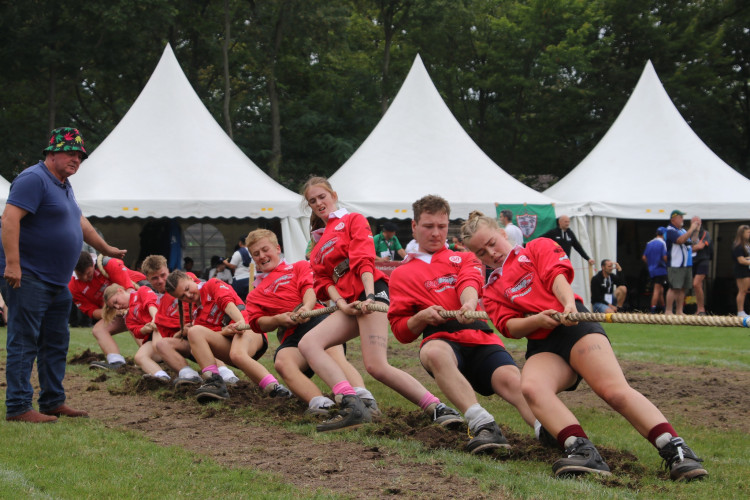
[647,422,678,448]
[557,424,588,450]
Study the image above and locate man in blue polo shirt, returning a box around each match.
[0,127,126,423]
[664,210,700,316]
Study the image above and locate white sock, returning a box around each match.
[106,353,126,364]
[534,419,543,439]
[309,395,335,410]
[218,366,237,380]
[178,367,200,379]
[464,403,494,433]
[655,432,674,449]
[154,370,170,380]
[564,436,579,449]
[354,387,374,400]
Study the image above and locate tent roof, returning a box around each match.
[544,60,750,220]
[330,54,557,220]
[73,44,301,219]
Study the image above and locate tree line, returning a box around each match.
[1,0,747,191]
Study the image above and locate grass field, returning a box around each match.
[1,323,749,499]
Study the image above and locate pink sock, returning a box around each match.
[202,364,219,376]
[332,381,356,396]
[259,374,278,391]
[418,392,440,411]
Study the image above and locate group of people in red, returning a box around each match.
[67,175,707,482]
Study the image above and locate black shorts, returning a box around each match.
[421,340,518,397]
[356,279,390,305]
[273,314,346,378]
[525,301,609,391]
[693,261,709,276]
[649,275,668,288]
[251,333,269,361]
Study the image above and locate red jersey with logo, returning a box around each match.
[389,247,501,348]
[193,278,244,331]
[244,260,325,342]
[125,286,159,340]
[309,211,387,301]
[69,258,146,318]
[483,237,580,340]
[154,272,201,337]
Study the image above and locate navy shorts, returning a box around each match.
[274,314,344,378]
[525,301,609,391]
[421,340,518,396]
[356,279,390,305]
[693,261,709,277]
[649,275,668,288]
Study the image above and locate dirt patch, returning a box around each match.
[54,348,750,497]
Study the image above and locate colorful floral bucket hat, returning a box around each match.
[43,127,88,159]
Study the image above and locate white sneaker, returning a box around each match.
[738,311,748,318]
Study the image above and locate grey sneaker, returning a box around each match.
[466,421,511,454]
[305,403,335,416]
[223,374,240,386]
[89,360,125,371]
[142,373,170,384]
[659,437,708,481]
[196,373,229,403]
[268,384,293,398]
[362,398,382,420]
[433,403,463,428]
[552,437,611,477]
[174,374,203,387]
[316,394,371,432]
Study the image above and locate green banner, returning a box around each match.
[495,204,557,243]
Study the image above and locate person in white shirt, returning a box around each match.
[499,209,524,247]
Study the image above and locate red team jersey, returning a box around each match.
[154,272,201,337]
[192,278,244,331]
[69,258,146,318]
[244,260,325,342]
[388,247,502,348]
[482,237,581,340]
[124,286,159,340]
[309,211,387,301]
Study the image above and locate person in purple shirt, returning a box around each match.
[0,127,125,423]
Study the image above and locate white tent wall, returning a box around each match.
[0,175,10,205]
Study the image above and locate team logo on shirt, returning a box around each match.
[264,273,293,294]
[449,255,462,264]
[424,274,457,293]
[315,237,338,264]
[518,255,530,264]
[335,222,345,231]
[505,272,533,302]
[552,244,569,261]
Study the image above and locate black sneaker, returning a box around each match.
[537,425,560,449]
[659,437,708,481]
[316,394,371,432]
[196,373,229,403]
[466,421,511,455]
[174,374,203,387]
[268,383,293,398]
[432,403,464,428]
[552,437,611,477]
[362,398,382,420]
[89,360,125,371]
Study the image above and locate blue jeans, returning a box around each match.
[2,276,72,417]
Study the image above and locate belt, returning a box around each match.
[332,258,350,283]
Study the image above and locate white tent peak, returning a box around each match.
[74,43,302,220]
[545,60,750,219]
[330,53,557,219]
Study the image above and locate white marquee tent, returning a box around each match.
[0,176,10,205]
[73,44,308,261]
[330,54,561,220]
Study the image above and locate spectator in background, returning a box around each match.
[731,225,750,318]
[642,228,668,313]
[373,222,406,261]
[204,255,222,281]
[499,209,524,247]
[590,260,627,313]
[691,223,712,315]
[209,260,233,284]
[448,236,466,252]
[224,236,252,301]
[541,215,594,266]
[665,210,700,315]
[183,256,195,274]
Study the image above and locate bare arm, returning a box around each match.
[1,204,28,288]
[81,216,126,259]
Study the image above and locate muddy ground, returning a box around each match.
[7,344,749,499]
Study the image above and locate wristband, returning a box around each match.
[366,293,376,301]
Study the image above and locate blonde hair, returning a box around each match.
[101,284,126,324]
[301,176,336,233]
[141,254,168,276]
[460,210,500,244]
[246,229,278,249]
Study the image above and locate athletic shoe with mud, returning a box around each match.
[433,403,464,428]
[195,373,229,403]
[552,437,611,477]
[268,384,293,398]
[362,398,382,420]
[174,374,203,387]
[658,437,708,481]
[466,421,511,455]
[142,373,170,384]
[316,394,371,432]
[89,360,125,371]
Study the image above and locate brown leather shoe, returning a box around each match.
[6,409,58,423]
[42,404,89,418]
